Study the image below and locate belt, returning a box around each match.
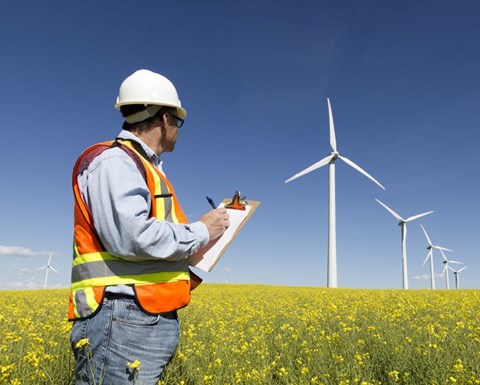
[104,292,135,300]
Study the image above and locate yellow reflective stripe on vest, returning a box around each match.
[72,250,118,267]
[142,161,176,223]
[71,247,189,286]
[72,287,98,318]
[71,271,190,291]
[151,167,171,222]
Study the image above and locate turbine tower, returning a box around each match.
[375,199,433,289]
[285,98,385,288]
[448,265,468,289]
[36,253,59,289]
[420,224,452,290]
[439,249,462,289]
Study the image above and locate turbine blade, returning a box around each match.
[439,249,448,261]
[434,246,453,252]
[457,266,468,273]
[375,199,403,222]
[50,267,60,274]
[420,224,433,246]
[338,155,385,190]
[36,266,47,271]
[442,263,448,276]
[285,154,334,183]
[405,211,434,222]
[421,250,431,267]
[327,98,337,152]
[448,260,463,265]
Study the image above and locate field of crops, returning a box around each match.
[0,285,479,384]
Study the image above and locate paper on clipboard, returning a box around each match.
[188,200,260,272]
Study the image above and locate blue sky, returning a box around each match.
[1,1,479,290]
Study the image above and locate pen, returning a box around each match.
[206,196,216,209]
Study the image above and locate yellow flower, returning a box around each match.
[127,360,141,370]
[453,359,464,372]
[1,364,15,374]
[388,370,399,382]
[75,338,89,349]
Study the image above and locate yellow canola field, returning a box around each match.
[1,286,479,385]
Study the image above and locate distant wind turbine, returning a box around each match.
[36,253,59,289]
[375,199,433,289]
[439,249,462,289]
[420,224,452,290]
[285,98,385,288]
[448,265,468,289]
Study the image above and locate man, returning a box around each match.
[69,69,230,385]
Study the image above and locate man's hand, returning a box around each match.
[199,208,230,241]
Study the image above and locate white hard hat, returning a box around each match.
[115,69,187,122]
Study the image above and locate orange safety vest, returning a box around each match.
[68,139,201,320]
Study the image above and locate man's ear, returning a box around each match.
[162,112,170,126]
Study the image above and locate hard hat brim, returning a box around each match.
[115,101,187,120]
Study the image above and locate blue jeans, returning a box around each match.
[70,294,180,385]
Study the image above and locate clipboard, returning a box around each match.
[188,199,260,272]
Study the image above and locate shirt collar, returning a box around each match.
[117,130,160,167]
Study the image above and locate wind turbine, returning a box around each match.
[285,98,385,288]
[448,265,468,289]
[439,249,462,289]
[36,253,59,289]
[375,199,433,289]
[420,224,452,289]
